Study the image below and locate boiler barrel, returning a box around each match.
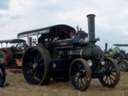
[68,45,103,60]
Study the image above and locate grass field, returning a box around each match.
[0,71,128,96]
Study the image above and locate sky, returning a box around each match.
[0,0,128,50]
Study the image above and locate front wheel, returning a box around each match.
[99,58,120,88]
[69,58,91,91]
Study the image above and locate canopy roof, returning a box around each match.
[0,39,26,44]
[17,24,76,39]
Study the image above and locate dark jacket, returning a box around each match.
[0,64,5,87]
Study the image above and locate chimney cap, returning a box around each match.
[87,14,96,17]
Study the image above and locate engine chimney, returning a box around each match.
[87,14,96,42]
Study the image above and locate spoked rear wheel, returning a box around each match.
[99,58,120,88]
[23,45,51,85]
[69,58,91,91]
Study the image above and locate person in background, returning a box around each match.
[0,51,6,88]
[0,63,6,87]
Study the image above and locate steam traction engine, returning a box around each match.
[22,14,120,91]
[0,39,28,68]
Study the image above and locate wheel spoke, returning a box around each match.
[111,72,117,76]
[110,74,115,81]
[105,76,109,84]
[108,76,111,85]
[26,63,33,69]
[103,76,106,81]
[81,78,86,86]
[78,78,82,88]
[110,74,115,79]
[109,76,114,84]
[74,75,79,83]
[26,69,33,74]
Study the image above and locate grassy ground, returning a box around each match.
[0,71,128,96]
